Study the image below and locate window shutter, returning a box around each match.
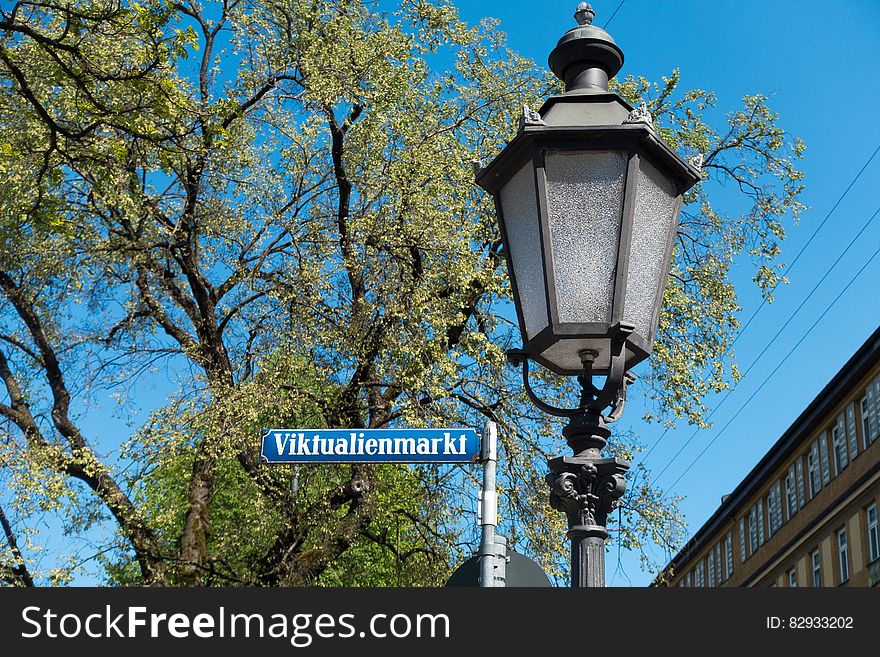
[819,432,831,486]
[866,380,880,444]
[725,532,734,580]
[769,481,782,535]
[786,464,798,519]
[847,403,858,459]
[795,459,806,508]
[808,441,821,497]
[779,486,784,525]
[739,518,747,562]
[756,498,765,545]
[748,507,758,553]
[836,413,849,471]
[871,376,880,444]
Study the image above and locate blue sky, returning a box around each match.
[9,0,880,587]
[452,0,880,585]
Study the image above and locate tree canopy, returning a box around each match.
[0,0,804,586]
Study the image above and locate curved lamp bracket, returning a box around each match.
[507,323,636,423]
[507,349,580,418]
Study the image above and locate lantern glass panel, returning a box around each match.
[623,157,679,343]
[544,150,628,324]
[499,162,548,340]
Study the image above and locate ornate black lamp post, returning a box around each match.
[475,3,701,587]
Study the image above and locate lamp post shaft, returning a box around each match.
[547,411,629,588]
[572,533,607,588]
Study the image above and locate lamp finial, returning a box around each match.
[575,2,595,26]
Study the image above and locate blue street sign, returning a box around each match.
[260,428,481,464]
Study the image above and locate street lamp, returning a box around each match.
[475,2,701,587]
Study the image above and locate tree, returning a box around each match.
[0,0,804,586]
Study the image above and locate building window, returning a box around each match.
[739,518,747,562]
[685,571,693,588]
[838,528,849,584]
[747,500,767,553]
[811,550,822,587]
[788,568,797,588]
[724,531,734,580]
[785,465,798,521]
[695,560,705,587]
[832,423,848,476]
[868,504,879,564]
[862,397,872,451]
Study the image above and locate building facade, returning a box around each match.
[660,326,880,587]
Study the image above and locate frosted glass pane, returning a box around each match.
[623,158,678,342]
[544,150,627,324]
[499,162,548,339]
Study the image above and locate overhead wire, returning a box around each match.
[724,143,880,351]
[651,201,880,483]
[602,0,627,29]
[639,143,880,464]
[663,239,880,492]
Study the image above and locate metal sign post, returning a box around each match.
[445,420,552,587]
[478,421,506,587]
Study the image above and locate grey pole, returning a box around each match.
[478,420,503,587]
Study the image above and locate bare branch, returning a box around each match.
[0,503,34,587]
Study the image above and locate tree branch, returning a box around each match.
[0,503,34,587]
